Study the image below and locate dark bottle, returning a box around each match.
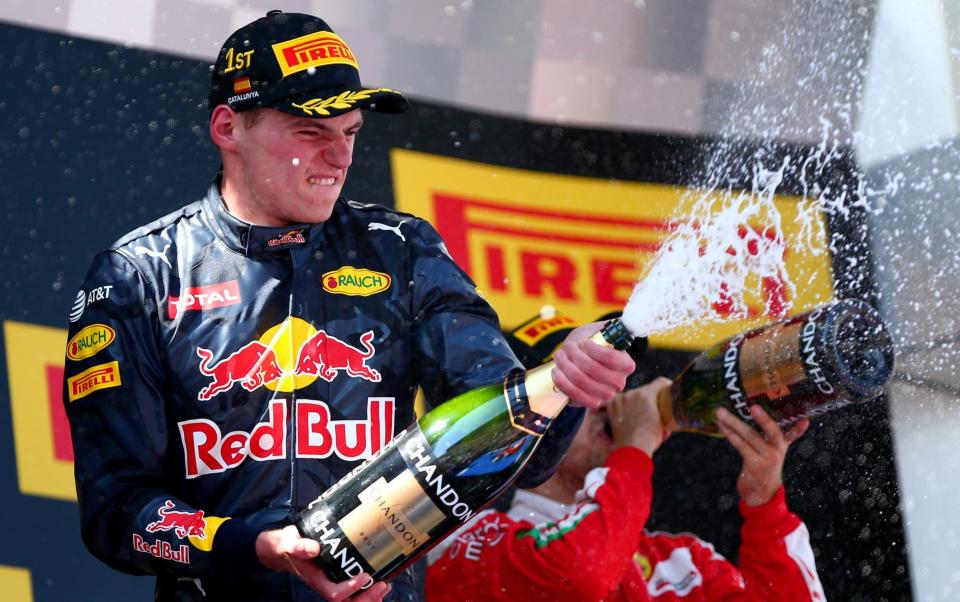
[296,319,635,586]
[657,298,895,436]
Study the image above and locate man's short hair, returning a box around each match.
[239,109,265,129]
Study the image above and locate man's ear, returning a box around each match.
[210,105,241,152]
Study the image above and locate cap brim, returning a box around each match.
[273,86,408,118]
[505,314,581,369]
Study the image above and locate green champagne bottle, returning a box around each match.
[657,298,895,436]
[296,319,634,585]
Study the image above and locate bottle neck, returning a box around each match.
[657,386,677,431]
[520,363,568,423]
[519,322,628,426]
[596,318,635,350]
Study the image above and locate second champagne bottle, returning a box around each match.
[657,298,895,436]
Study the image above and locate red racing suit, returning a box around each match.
[63,182,579,601]
[426,447,827,601]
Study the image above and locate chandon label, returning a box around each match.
[301,504,369,583]
[799,307,836,395]
[739,320,806,402]
[400,432,476,522]
[298,426,475,584]
[722,333,751,421]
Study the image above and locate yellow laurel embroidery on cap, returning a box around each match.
[292,88,399,116]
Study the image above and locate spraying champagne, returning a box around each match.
[296,319,636,585]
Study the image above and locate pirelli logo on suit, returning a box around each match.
[67,360,122,402]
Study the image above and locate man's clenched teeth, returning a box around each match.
[307,176,336,185]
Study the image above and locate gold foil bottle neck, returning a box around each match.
[739,321,806,401]
[517,363,568,423]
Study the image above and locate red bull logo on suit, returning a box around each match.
[194,317,380,401]
[197,341,283,401]
[179,398,396,479]
[146,500,207,539]
[295,330,380,382]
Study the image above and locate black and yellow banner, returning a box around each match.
[393,149,834,349]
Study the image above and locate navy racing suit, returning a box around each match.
[62,182,573,601]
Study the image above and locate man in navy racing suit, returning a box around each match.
[61,10,635,602]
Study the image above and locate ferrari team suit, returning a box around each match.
[62,183,571,601]
[426,447,827,601]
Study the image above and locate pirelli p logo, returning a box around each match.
[68,360,121,401]
[272,31,358,77]
[432,192,665,311]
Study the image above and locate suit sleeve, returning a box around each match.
[736,487,827,601]
[63,251,260,578]
[426,447,654,601]
[409,219,521,403]
[408,219,578,486]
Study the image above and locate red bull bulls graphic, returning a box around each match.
[179,398,395,479]
[146,500,207,539]
[195,318,381,402]
[295,330,381,383]
[197,316,381,401]
[196,342,283,401]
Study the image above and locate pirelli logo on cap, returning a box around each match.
[513,315,578,347]
[68,360,121,401]
[272,31,358,77]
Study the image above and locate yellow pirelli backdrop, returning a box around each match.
[391,149,835,349]
[4,321,75,502]
[0,154,836,508]
[0,565,33,602]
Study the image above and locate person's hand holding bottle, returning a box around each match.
[716,405,809,506]
[607,377,673,456]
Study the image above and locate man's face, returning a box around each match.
[559,408,616,484]
[229,108,362,225]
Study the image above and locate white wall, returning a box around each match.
[858,1,960,599]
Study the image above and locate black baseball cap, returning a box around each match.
[208,10,408,117]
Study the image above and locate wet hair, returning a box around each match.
[239,109,265,129]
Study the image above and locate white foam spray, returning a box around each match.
[618,120,901,341]
[620,159,795,339]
